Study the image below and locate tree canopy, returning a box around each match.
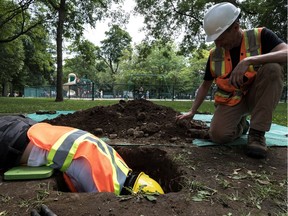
[134,0,287,54]
[0,0,286,99]
[98,25,132,75]
[0,0,42,43]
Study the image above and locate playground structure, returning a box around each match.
[63,73,93,98]
[63,73,77,97]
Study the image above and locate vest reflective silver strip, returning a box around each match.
[213,48,225,77]
[246,29,260,56]
[47,129,87,171]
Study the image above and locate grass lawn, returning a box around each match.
[0,97,287,126]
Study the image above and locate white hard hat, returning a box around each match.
[203,2,241,42]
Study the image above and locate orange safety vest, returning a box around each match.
[210,28,263,106]
[27,123,131,195]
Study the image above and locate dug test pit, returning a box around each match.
[116,146,182,193]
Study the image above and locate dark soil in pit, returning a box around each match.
[0,99,287,216]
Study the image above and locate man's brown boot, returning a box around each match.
[246,128,267,159]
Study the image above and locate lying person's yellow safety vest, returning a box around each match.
[27,123,131,195]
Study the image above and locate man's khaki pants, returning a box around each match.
[209,63,284,144]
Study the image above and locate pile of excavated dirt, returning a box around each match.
[44,99,210,145]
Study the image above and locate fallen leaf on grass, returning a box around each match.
[256,179,270,185]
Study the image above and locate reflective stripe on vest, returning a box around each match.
[47,129,86,171]
[210,28,263,106]
[83,135,129,194]
[243,28,262,72]
[210,47,227,77]
[244,28,262,56]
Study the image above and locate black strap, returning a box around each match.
[120,171,139,195]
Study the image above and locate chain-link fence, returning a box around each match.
[24,86,57,98]
[23,83,288,102]
[23,83,209,100]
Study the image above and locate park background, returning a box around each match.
[0,0,287,103]
[0,2,287,215]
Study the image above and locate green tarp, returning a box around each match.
[193,114,288,147]
[27,111,75,122]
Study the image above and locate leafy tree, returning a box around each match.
[0,0,48,96]
[97,25,132,75]
[22,25,56,87]
[240,0,287,42]
[0,0,133,101]
[134,0,287,54]
[65,39,98,82]
[177,48,209,97]
[88,25,132,95]
[0,28,54,97]
[0,0,42,43]
[36,0,124,101]
[0,0,56,97]
[134,0,209,54]
[0,39,25,96]
[117,41,188,99]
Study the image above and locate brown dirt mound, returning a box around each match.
[44,99,210,144]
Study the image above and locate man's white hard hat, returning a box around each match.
[203,2,241,42]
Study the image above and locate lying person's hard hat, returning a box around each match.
[132,172,164,194]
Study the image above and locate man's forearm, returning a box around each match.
[246,44,288,65]
[190,81,213,114]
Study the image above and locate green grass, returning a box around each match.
[0,97,286,126]
[0,97,116,113]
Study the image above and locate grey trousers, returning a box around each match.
[209,63,284,144]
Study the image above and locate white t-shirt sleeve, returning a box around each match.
[27,145,48,166]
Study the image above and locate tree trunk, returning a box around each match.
[1,82,8,97]
[55,0,66,102]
